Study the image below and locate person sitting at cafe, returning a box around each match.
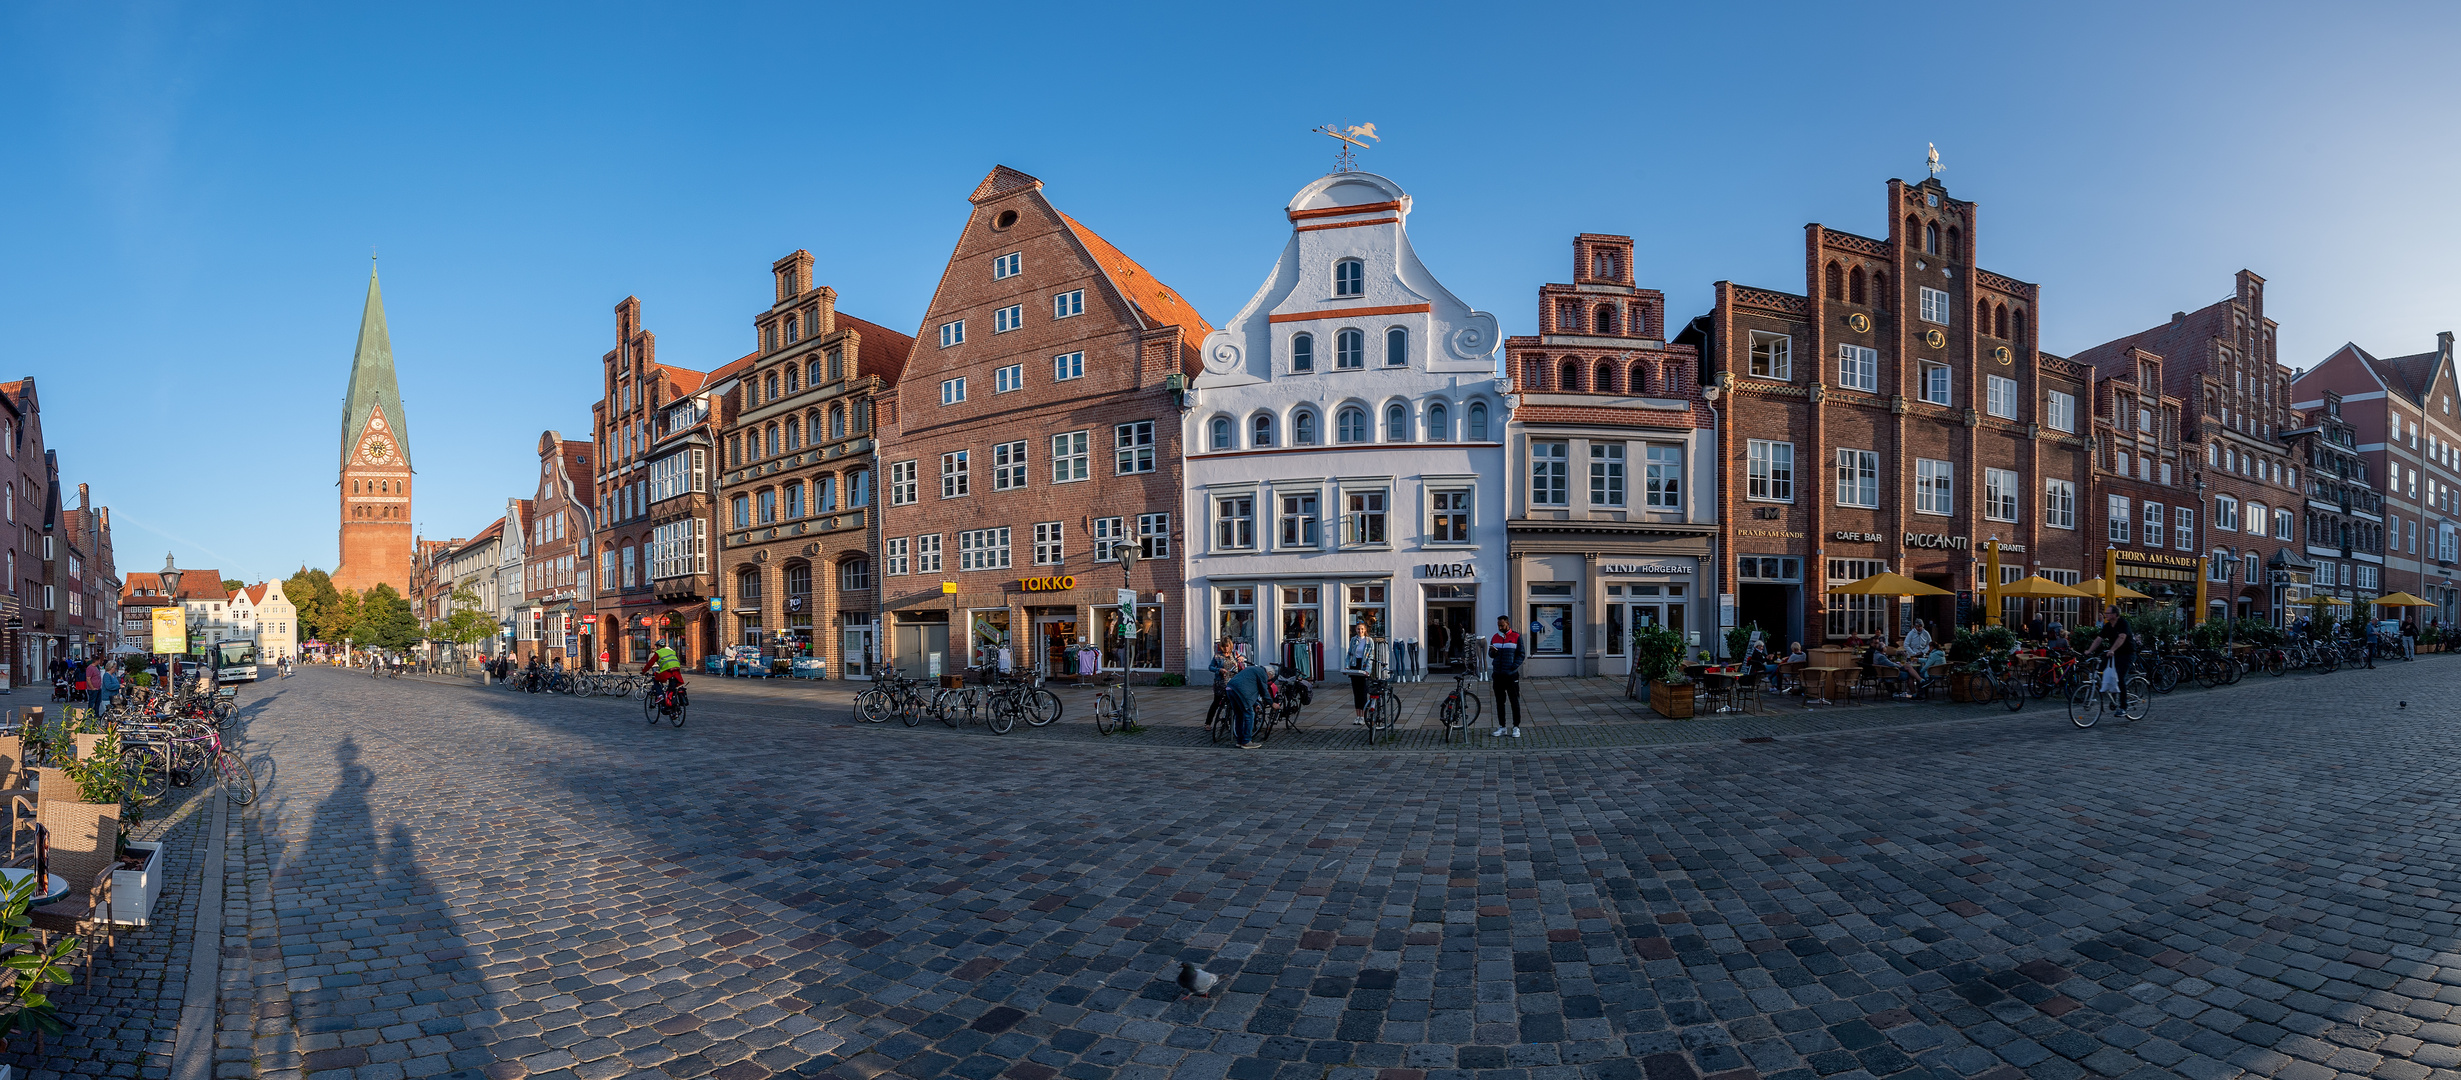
[1902,621,1935,657]
[2023,614,2048,642]
[2044,622,2072,651]
[1870,637,1914,695]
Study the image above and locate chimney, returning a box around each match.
[2171,312,2187,324]
[2440,331,2453,363]
[77,483,88,510]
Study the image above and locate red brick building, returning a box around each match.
[1,378,49,687]
[335,267,415,598]
[2074,271,2303,622]
[714,249,912,679]
[2081,348,2205,612]
[1679,175,2095,645]
[879,166,1210,678]
[2293,334,2461,623]
[523,431,598,666]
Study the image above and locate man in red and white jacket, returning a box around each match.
[1488,616,1525,737]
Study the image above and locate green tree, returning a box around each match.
[324,587,365,646]
[352,584,419,651]
[221,578,244,594]
[284,568,342,641]
[440,586,498,649]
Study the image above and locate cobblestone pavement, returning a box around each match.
[220,656,2461,1080]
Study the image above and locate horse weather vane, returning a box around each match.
[1315,122,1378,172]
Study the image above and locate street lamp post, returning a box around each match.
[159,554,184,689]
[1115,542,1140,674]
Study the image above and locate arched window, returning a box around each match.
[785,365,801,393]
[1523,357,1545,389]
[1210,416,1233,451]
[1333,258,1364,297]
[1294,411,1319,446]
[1557,301,1579,331]
[1629,361,1651,394]
[840,558,872,592]
[806,409,823,445]
[1252,412,1276,447]
[1336,329,1365,369]
[2011,308,2026,341]
[1824,262,1844,301]
[1594,250,1617,279]
[829,404,846,439]
[1874,271,1891,311]
[1594,361,1616,393]
[764,374,780,401]
[849,470,870,506]
[784,417,801,449]
[1467,402,1490,440]
[1905,214,1920,247]
[785,314,800,344]
[1337,407,1368,444]
[1945,227,1962,260]
[1385,327,1408,367]
[1993,304,2010,339]
[1922,221,1940,255]
[1977,298,1992,328]
[1385,403,1410,442]
[807,359,824,387]
[1849,266,1867,306]
[738,568,762,606]
[1594,306,1617,334]
[827,350,844,381]
[1560,361,1582,392]
[766,424,781,457]
[1290,332,1315,372]
[818,473,838,511]
[1427,402,1449,441]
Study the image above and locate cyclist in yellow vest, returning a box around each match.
[641,640,686,699]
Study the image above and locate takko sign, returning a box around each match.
[1019,576,1078,592]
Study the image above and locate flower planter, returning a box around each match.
[110,841,164,926]
[1947,671,1982,702]
[1649,680,1695,719]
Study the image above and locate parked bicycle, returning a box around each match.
[1092,674,1140,735]
[1361,672,1401,744]
[855,667,929,725]
[1437,666,1482,742]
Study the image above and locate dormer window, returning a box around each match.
[1333,259,1364,298]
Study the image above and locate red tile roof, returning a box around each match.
[123,571,227,602]
[836,312,916,385]
[560,441,600,509]
[1058,211,1214,373]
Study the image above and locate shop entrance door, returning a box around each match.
[840,622,876,679]
[1425,603,1477,672]
[893,612,951,678]
[1033,614,1077,678]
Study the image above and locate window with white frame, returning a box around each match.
[2358,564,2379,591]
[650,518,707,580]
[938,320,964,348]
[885,537,909,576]
[1531,441,1568,506]
[1916,459,1954,515]
[994,364,1024,393]
[1919,363,1951,406]
[1827,559,1891,639]
[1214,495,1255,550]
[1344,490,1388,546]
[914,533,942,573]
[940,377,966,406]
[2247,501,2268,537]
[1749,332,1792,379]
[2045,479,2076,529]
[1052,431,1089,483]
[1835,449,1879,508]
[1053,351,1084,381]
[1589,443,1625,507]
[1032,522,1063,565]
[2274,507,2293,540]
[1279,493,1319,548]
[1333,259,1364,297]
[2215,496,2239,530]
[940,450,970,498]
[1748,440,1794,501]
[2144,502,2165,545]
[2046,390,2076,433]
[1053,290,1084,319]
[958,528,1011,571]
[1430,489,1471,542]
[1644,445,1681,509]
[1985,468,2019,522]
[889,459,918,505]
[1336,407,1368,443]
[1918,286,1952,325]
[1093,517,1124,561]
[2175,507,2195,550]
[992,441,1028,490]
[1136,512,1170,558]
[1837,345,1878,392]
[1289,333,1314,373]
[1115,421,1155,474]
[2160,462,2172,486]
[1986,375,2017,419]
[992,252,1021,279]
[993,304,1024,333]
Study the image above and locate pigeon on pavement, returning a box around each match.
[1178,961,1219,998]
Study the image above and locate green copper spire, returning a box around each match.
[340,263,411,469]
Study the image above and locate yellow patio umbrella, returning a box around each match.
[1991,575,2098,599]
[1827,571,1952,596]
[2074,578,2153,602]
[2371,591,2435,608]
[2303,595,2350,606]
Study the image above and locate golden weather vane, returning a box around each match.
[1313,122,1378,172]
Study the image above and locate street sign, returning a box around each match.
[151,606,185,653]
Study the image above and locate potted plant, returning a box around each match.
[1945,629,1985,701]
[0,872,80,1059]
[1724,622,1759,664]
[1633,625,1691,718]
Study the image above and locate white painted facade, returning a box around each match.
[1180,171,1507,677]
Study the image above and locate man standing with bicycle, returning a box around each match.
[1489,616,1524,738]
[2079,606,2136,695]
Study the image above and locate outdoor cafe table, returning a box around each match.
[1800,666,1851,706]
[0,867,71,906]
[1687,665,1746,713]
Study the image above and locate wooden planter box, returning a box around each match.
[1947,670,1982,702]
[111,841,164,927]
[1650,681,1695,719]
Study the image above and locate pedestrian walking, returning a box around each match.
[1343,623,1375,726]
[99,662,119,712]
[1489,616,1524,737]
[2402,616,2418,661]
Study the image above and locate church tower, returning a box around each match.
[333,264,414,597]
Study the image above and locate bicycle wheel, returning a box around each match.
[2223,658,2245,685]
[1207,695,1233,744]
[1093,692,1118,735]
[218,749,258,806]
[2263,652,2286,676]
[2067,682,2098,728]
[899,694,925,727]
[2120,677,2150,720]
[2317,649,2339,674]
[1026,689,1062,726]
[1999,672,2024,712]
[987,696,1015,736]
[2150,658,2179,694]
[1438,696,1462,741]
[644,692,661,725]
[122,748,168,804]
[668,687,688,727]
[857,689,892,724]
[1459,687,1481,725]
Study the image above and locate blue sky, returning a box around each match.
[7,1,2459,585]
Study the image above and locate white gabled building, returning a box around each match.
[1181,170,1507,678]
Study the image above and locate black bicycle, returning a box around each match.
[1438,668,1482,741]
[644,679,688,727]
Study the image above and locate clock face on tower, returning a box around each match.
[362,436,394,464]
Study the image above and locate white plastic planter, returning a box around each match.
[110,841,164,926]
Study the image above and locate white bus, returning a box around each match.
[215,640,261,684]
